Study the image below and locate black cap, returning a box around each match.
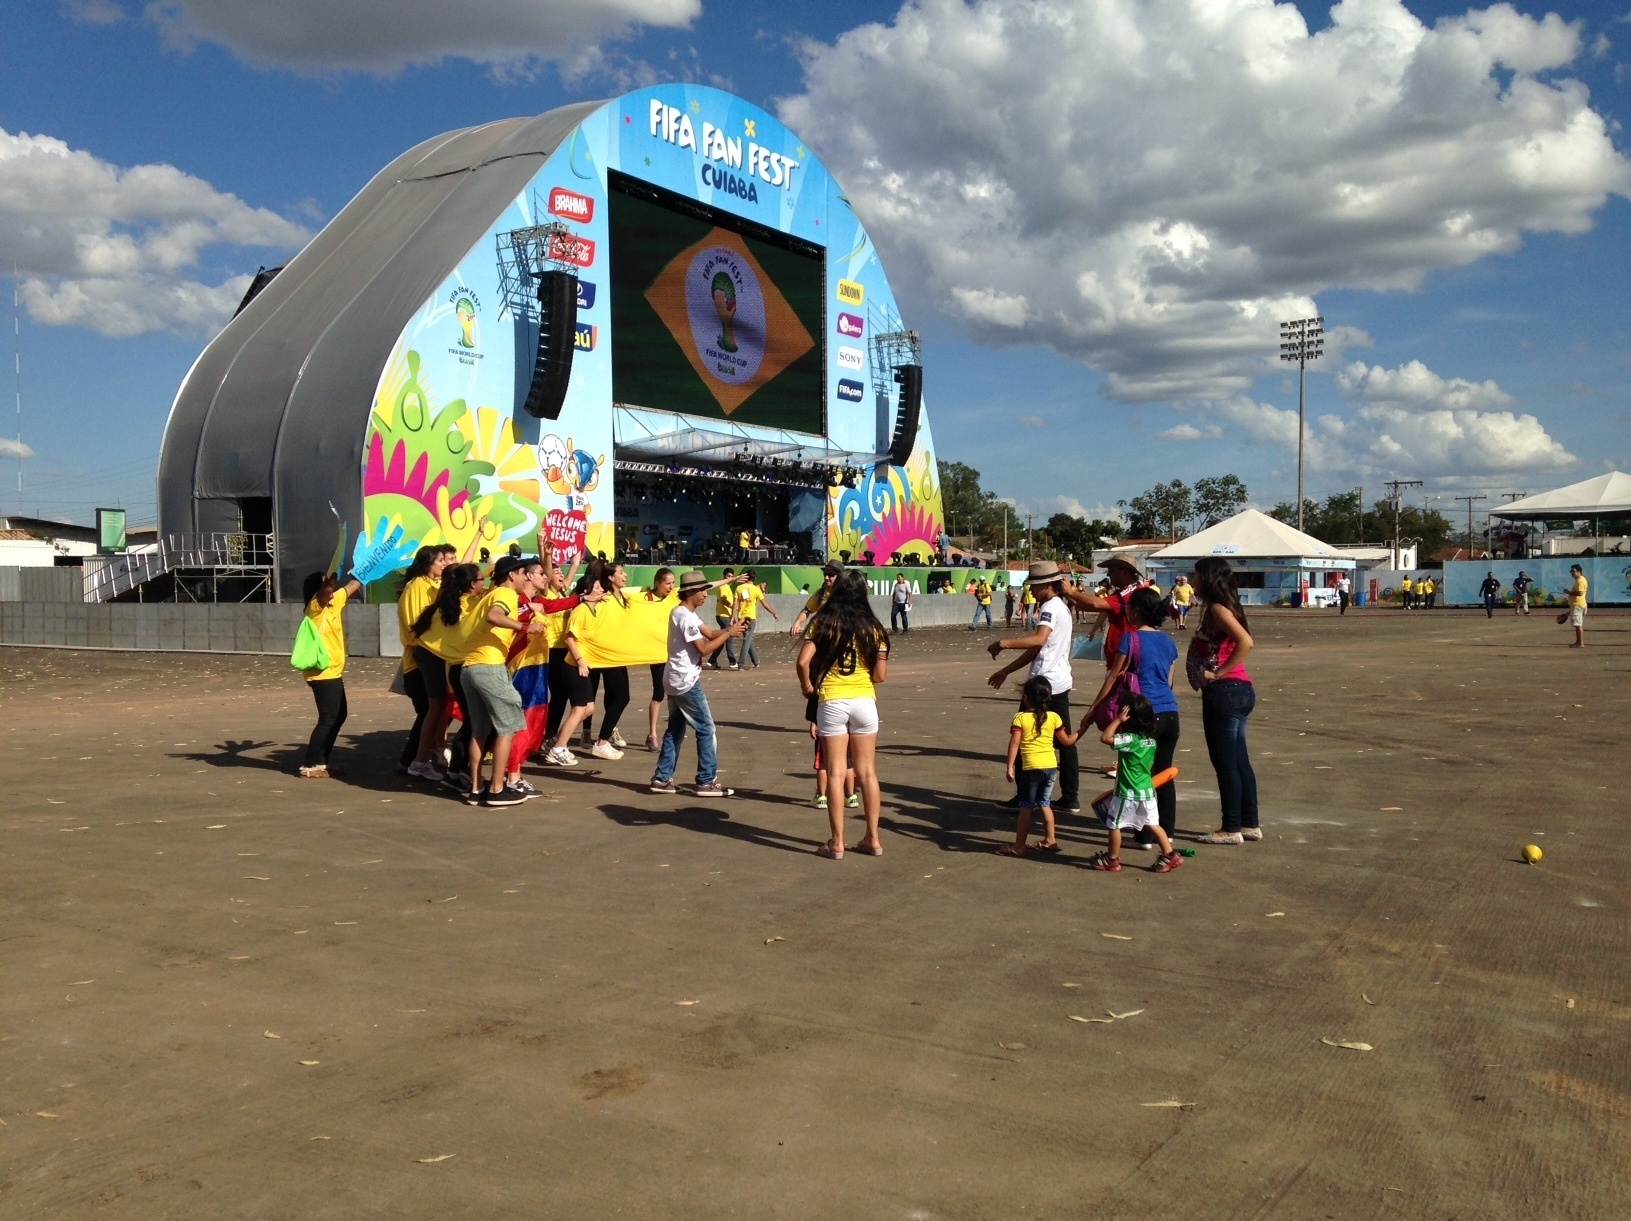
[493,555,529,583]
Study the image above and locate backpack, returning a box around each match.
[1091,628,1142,729]
[290,616,331,673]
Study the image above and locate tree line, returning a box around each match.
[1267,492,1454,556]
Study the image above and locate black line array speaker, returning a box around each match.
[521,270,579,420]
[888,364,923,466]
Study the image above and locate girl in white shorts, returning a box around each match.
[797,569,889,860]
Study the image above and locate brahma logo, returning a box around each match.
[549,188,594,223]
[836,279,865,307]
[836,378,865,403]
[836,345,864,371]
[576,281,596,311]
[836,312,864,339]
[548,232,595,268]
[574,323,597,351]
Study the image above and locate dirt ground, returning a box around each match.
[2,606,1628,1219]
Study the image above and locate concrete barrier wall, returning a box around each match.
[0,566,83,603]
[0,596,990,655]
[0,602,386,655]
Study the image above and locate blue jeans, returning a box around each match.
[970,603,992,628]
[741,617,759,665]
[653,684,717,786]
[713,616,737,667]
[891,603,910,632]
[1201,680,1258,832]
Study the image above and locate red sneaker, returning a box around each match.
[1086,852,1122,872]
[1152,851,1184,874]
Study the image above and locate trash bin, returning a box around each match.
[1290,591,1302,608]
[1355,591,1366,607]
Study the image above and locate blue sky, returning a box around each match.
[2,0,1629,528]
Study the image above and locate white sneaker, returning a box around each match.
[544,747,579,767]
[609,729,627,748]
[591,741,625,761]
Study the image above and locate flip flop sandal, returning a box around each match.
[815,844,844,859]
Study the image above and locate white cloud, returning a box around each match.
[0,127,309,337]
[0,438,35,459]
[63,0,125,24]
[1167,359,1576,478]
[781,0,1630,401]
[1008,494,1124,523]
[1015,412,1047,428]
[1158,422,1222,441]
[144,0,700,74]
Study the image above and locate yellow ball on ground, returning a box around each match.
[1522,844,1543,864]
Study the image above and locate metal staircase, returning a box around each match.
[85,534,274,603]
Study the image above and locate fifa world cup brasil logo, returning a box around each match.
[711,272,739,353]
[455,295,477,348]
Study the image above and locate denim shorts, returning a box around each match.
[1018,768,1058,809]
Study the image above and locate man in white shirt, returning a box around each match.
[650,571,745,797]
[890,573,912,633]
[1337,573,1352,616]
[986,561,1080,813]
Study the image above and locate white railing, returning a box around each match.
[83,533,273,602]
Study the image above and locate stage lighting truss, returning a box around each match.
[495,194,579,320]
[868,301,922,399]
[613,457,830,488]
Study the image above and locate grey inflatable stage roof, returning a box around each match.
[156,100,603,599]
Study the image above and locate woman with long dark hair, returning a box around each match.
[298,569,363,778]
[412,562,480,785]
[1188,556,1259,845]
[797,569,889,859]
[397,543,452,779]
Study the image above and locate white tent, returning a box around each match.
[1148,509,1349,561]
[1488,471,1631,520]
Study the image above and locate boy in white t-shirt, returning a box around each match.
[651,571,746,797]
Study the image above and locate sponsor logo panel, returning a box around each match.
[836,378,865,403]
[574,323,598,351]
[576,280,596,311]
[836,312,865,339]
[836,345,864,370]
[836,279,865,307]
[548,232,596,268]
[548,188,595,222]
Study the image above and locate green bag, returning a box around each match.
[290,616,331,672]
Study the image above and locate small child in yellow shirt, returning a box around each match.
[999,676,1087,857]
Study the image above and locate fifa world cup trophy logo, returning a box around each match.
[455,297,477,349]
[711,272,739,353]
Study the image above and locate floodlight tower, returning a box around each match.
[1280,316,1324,534]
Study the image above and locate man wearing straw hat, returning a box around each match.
[650,570,747,797]
[987,561,1085,813]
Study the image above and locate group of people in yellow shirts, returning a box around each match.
[296,540,897,835]
[1398,574,1437,609]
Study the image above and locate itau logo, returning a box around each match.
[645,228,814,416]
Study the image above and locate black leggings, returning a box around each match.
[595,667,630,738]
[449,664,471,767]
[546,649,571,739]
[649,663,665,702]
[400,667,429,768]
[1152,710,1180,835]
[305,678,347,767]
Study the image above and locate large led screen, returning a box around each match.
[609,173,825,434]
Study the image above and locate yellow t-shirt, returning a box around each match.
[1011,710,1063,771]
[817,631,888,702]
[1021,587,1035,606]
[567,595,670,667]
[1172,582,1193,606]
[976,583,992,606]
[1421,579,1434,595]
[738,531,751,550]
[735,583,764,620]
[715,583,735,619]
[418,593,474,662]
[1401,578,1413,592]
[1569,575,1588,607]
[396,575,439,673]
[461,586,523,667]
[303,588,349,682]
